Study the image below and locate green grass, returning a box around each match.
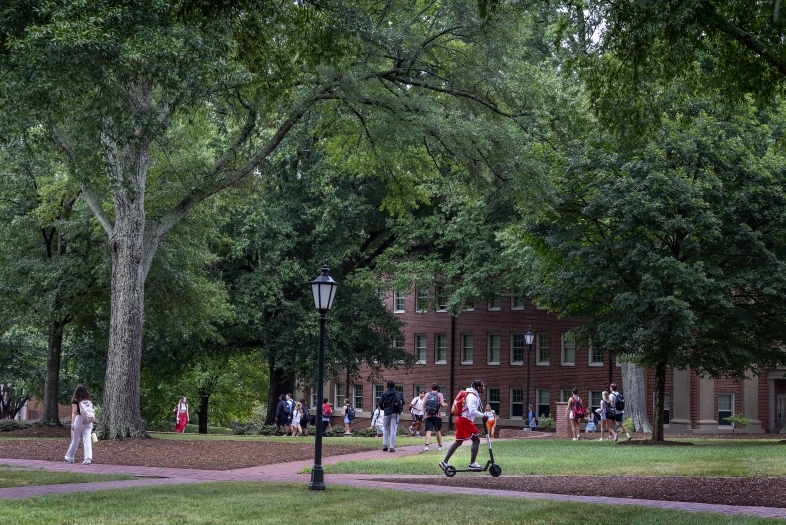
[322,438,786,477]
[0,464,135,488]
[4,482,780,525]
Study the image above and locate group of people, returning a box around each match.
[275,393,312,436]
[566,383,631,441]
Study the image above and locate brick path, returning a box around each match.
[2,445,785,519]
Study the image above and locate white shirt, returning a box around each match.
[610,391,624,414]
[462,387,484,420]
[410,396,424,415]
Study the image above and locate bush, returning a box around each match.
[0,420,34,432]
[538,415,555,430]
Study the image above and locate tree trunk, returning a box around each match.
[620,361,652,433]
[652,362,667,441]
[266,354,293,425]
[41,319,65,425]
[198,393,209,434]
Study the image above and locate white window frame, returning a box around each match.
[488,297,501,310]
[435,284,448,311]
[415,334,427,364]
[461,334,474,364]
[536,389,550,419]
[537,332,550,365]
[377,287,386,305]
[718,393,734,427]
[663,393,671,426]
[589,390,602,415]
[394,288,406,313]
[488,387,501,415]
[511,289,525,310]
[416,287,429,313]
[353,384,363,410]
[560,389,573,403]
[374,384,384,406]
[487,333,501,364]
[435,334,447,364]
[589,345,603,366]
[561,332,576,366]
[511,333,524,365]
[334,382,345,410]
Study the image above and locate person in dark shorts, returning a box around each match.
[274,394,290,436]
[422,383,446,452]
[610,383,631,441]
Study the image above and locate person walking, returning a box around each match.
[285,393,295,436]
[321,397,331,436]
[408,390,425,437]
[370,405,385,437]
[342,398,353,435]
[440,379,486,472]
[274,394,290,436]
[599,391,618,441]
[172,396,189,433]
[64,384,94,465]
[483,404,497,440]
[378,380,404,452]
[422,382,446,452]
[300,398,311,436]
[291,401,304,437]
[609,383,632,441]
[565,387,584,441]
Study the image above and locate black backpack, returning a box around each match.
[346,405,356,421]
[613,392,625,411]
[392,391,404,414]
[424,392,441,416]
[283,401,291,415]
[302,405,311,422]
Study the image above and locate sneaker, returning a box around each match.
[439,461,448,471]
[408,426,414,435]
[423,445,429,451]
[389,448,395,452]
[82,459,91,465]
[468,462,483,471]
[438,446,444,451]
[64,457,74,463]
[415,433,421,437]
[598,438,604,441]
[382,446,388,451]
[572,437,578,441]
[626,434,632,441]
[614,434,619,442]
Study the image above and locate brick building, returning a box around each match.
[309,286,785,435]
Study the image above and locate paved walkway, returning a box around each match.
[2,445,785,519]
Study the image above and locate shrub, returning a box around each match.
[538,415,555,430]
[0,420,34,432]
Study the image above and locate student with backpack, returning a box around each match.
[300,398,311,436]
[565,387,584,441]
[422,382,446,452]
[609,383,632,441]
[370,405,385,437]
[342,398,355,435]
[65,384,95,465]
[275,394,291,436]
[408,390,425,437]
[321,397,332,437]
[291,401,304,437]
[378,380,404,452]
[598,390,618,441]
[439,379,487,472]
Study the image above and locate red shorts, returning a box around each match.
[455,416,480,440]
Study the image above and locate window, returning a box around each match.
[537,332,550,364]
[415,334,426,364]
[663,393,670,425]
[392,337,404,353]
[461,334,474,364]
[395,385,404,395]
[377,287,386,305]
[374,384,384,406]
[311,392,318,410]
[413,385,426,399]
[334,382,345,409]
[536,389,550,418]
[512,289,525,309]
[561,332,576,365]
[560,389,573,403]
[511,388,524,418]
[487,334,501,364]
[353,384,363,410]
[416,287,429,312]
[590,346,603,366]
[718,394,733,426]
[589,391,602,416]
[488,387,500,415]
[435,284,448,311]
[435,334,447,363]
[394,288,406,312]
[462,300,474,311]
[488,297,501,310]
[511,333,524,364]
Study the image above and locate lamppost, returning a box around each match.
[524,326,535,428]
[309,264,338,491]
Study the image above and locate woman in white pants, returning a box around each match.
[65,384,93,465]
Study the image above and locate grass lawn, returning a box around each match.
[321,438,786,477]
[4,482,780,525]
[0,464,135,488]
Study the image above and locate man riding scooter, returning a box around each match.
[440,379,486,472]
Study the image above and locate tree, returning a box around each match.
[510,97,786,440]
[1,0,531,437]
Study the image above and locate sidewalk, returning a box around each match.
[2,445,785,519]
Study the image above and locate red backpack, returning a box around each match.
[572,396,585,418]
[451,390,477,416]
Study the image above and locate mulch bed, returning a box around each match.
[0,425,374,470]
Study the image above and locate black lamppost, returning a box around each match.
[524,326,535,428]
[309,264,338,491]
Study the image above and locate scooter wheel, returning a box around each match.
[489,464,502,477]
[444,465,457,478]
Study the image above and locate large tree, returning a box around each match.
[1,1,529,437]
[510,96,786,439]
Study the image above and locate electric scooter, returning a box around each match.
[442,420,502,478]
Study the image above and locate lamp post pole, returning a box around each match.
[309,265,338,491]
[524,326,534,428]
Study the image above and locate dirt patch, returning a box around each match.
[384,475,786,509]
[0,426,374,470]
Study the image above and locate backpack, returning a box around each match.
[283,401,291,415]
[346,405,356,421]
[323,403,332,417]
[392,391,404,414]
[612,392,625,411]
[572,396,585,418]
[605,401,616,418]
[302,405,311,422]
[78,400,96,424]
[424,392,441,416]
[451,390,476,417]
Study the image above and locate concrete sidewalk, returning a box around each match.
[2,445,785,519]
